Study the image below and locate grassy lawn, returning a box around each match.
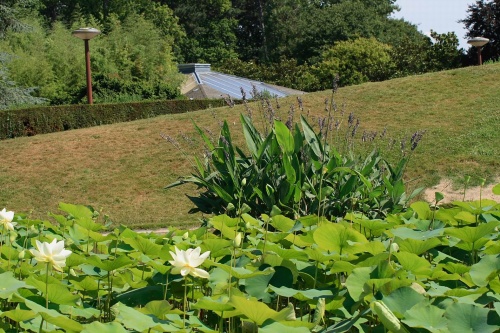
[0,63,499,229]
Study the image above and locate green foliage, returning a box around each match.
[461,0,500,63]
[0,192,499,331]
[0,99,227,139]
[167,99,421,220]
[0,10,182,105]
[0,53,46,110]
[165,0,238,64]
[315,37,393,88]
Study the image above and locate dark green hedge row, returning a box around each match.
[0,99,228,140]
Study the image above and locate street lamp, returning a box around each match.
[72,27,101,104]
[467,37,489,66]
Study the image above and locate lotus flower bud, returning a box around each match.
[372,301,407,333]
[410,282,426,295]
[241,178,247,186]
[233,233,242,248]
[390,242,399,253]
[18,250,25,259]
[70,268,77,277]
[182,232,189,240]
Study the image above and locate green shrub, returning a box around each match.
[314,37,394,88]
[0,99,227,139]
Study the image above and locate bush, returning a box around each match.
[0,99,227,139]
[314,37,393,88]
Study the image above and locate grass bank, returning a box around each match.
[1,64,499,229]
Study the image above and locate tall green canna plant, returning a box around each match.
[167,113,421,221]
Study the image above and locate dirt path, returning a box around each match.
[422,178,500,203]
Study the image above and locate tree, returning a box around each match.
[314,37,393,88]
[164,0,238,64]
[0,53,46,110]
[461,0,500,62]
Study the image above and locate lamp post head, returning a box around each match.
[72,27,101,40]
[467,37,489,48]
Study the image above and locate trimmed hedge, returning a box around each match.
[0,99,228,139]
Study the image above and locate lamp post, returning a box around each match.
[72,27,101,104]
[467,37,489,66]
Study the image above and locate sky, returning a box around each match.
[392,0,475,49]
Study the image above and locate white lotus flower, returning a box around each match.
[169,246,210,279]
[0,208,16,231]
[30,239,72,271]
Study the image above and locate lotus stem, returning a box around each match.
[183,276,188,329]
[45,262,50,308]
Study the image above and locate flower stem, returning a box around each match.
[183,276,188,329]
[45,262,50,308]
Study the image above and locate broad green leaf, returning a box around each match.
[389,227,444,240]
[445,221,499,244]
[230,295,278,325]
[330,260,355,274]
[469,255,500,287]
[66,252,87,267]
[245,270,274,302]
[82,321,129,333]
[88,229,113,242]
[410,201,432,219]
[354,241,386,255]
[345,267,373,301]
[454,211,478,224]
[445,303,499,333]
[274,120,294,154]
[71,276,99,291]
[41,312,85,332]
[394,252,431,276]
[402,301,447,332]
[0,272,26,299]
[59,305,100,319]
[209,261,274,279]
[271,215,295,232]
[493,183,500,195]
[87,254,132,272]
[46,284,80,306]
[113,302,158,331]
[58,202,94,220]
[313,223,368,255]
[192,296,234,312]
[123,235,162,256]
[201,239,232,258]
[260,321,310,333]
[382,287,425,317]
[141,300,174,319]
[304,247,336,263]
[269,285,333,301]
[19,296,84,332]
[209,215,239,239]
[1,309,36,322]
[396,238,441,255]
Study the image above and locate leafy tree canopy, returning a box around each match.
[461,0,500,62]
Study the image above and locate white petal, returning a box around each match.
[180,267,191,277]
[171,266,182,275]
[191,268,210,279]
[42,241,53,257]
[52,240,65,254]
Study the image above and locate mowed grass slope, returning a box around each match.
[1,64,499,229]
